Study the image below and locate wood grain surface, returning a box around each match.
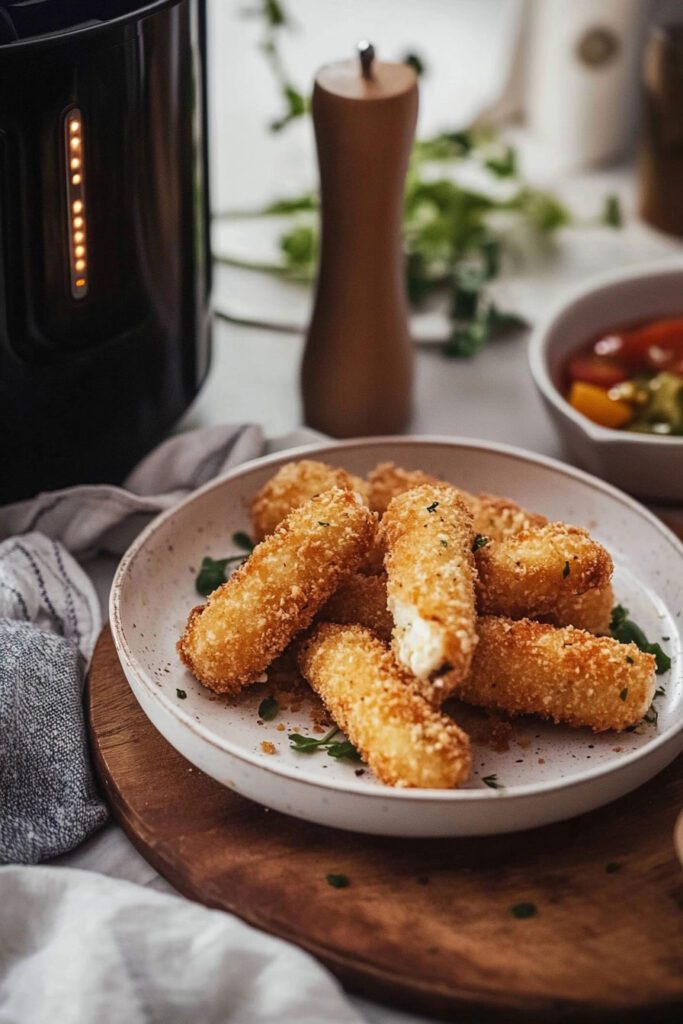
[88,626,683,1023]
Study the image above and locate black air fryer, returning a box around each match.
[0,0,211,503]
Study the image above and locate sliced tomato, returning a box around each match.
[566,354,628,389]
[594,317,683,373]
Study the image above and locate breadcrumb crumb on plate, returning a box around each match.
[110,437,683,837]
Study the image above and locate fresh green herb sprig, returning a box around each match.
[289,725,362,762]
[258,697,279,721]
[610,605,671,675]
[482,774,503,790]
[195,532,255,596]
[222,1,620,358]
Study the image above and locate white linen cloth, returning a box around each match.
[0,866,363,1024]
[0,424,429,1024]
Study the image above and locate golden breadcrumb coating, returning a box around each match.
[455,616,656,732]
[318,572,394,640]
[365,462,547,540]
[470,493,548,541]
[378,484,477,699]
[298,623,471,788]
[178,488,375,693]
[475,524,613,619]
[249,459,369,541]
[367,462,442,514]
[539,582,614,635]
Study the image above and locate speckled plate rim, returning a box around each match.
[110,435,683,804]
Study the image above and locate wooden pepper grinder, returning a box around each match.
[301,43,418,437]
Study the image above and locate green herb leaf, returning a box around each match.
[232,531,254,552]
[426,501,439,513]
[486,303,527,334]
[270,85,307,132]
[643,703,659,727]
[403,52,426,76]
[562,561,570,578]
[288,732,328,753]
[482,774,503,790]
[326,873,350,888]
[484,144,517,178]
[259,697,279,721]
[317,521,330,527]
[610,605,671,675]
[510,901,537,919]
[195,555,244,597]
[327,740,362,762]
[289,726,362,763]
[603,193,622,228]
[472,534,489,552]
[176,689,187,700]
[440,539,449,548]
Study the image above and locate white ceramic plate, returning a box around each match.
[110,438,683,837]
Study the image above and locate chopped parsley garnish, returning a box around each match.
[643,703,659,727]
[176,688,187,700]
[562,560,570,578]
[510,902,537,919]
[440,539,448,548]
[619,688,628,701]
[482,774,503,790]
[472,534,489,552]
[625,655,634,664]
[327,740,362,762]
[610,605,671,675]
[195,554,247,596]
[426,501,439,513]
[232,531,254,552]
[326,873,350,888]
[258,697,279,721]
[317,520,330,527]
[289,725,362,762]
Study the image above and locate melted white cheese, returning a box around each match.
[391,598,446,679]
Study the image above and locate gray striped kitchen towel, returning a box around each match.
[0,423,277,863]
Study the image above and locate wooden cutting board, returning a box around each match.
[88,626,683,1023]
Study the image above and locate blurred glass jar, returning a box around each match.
[638,23,683,237]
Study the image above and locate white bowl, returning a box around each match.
[110,437,683,838]
[529,260,683,503]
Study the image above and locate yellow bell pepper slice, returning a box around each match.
[568,381,633,429]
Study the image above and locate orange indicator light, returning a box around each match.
[65,108,87,298]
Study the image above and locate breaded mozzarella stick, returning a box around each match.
[318,573,393,640]
[539,582,614,635]
[178,488,374,693]
[378,485,477,699]
[475,524,613,619]
[250,459,369,541]
[298,623,471,788]
[469,493,548,541]
[367,462,442,513]
[456,616,656,732]
[366,462,547,539]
